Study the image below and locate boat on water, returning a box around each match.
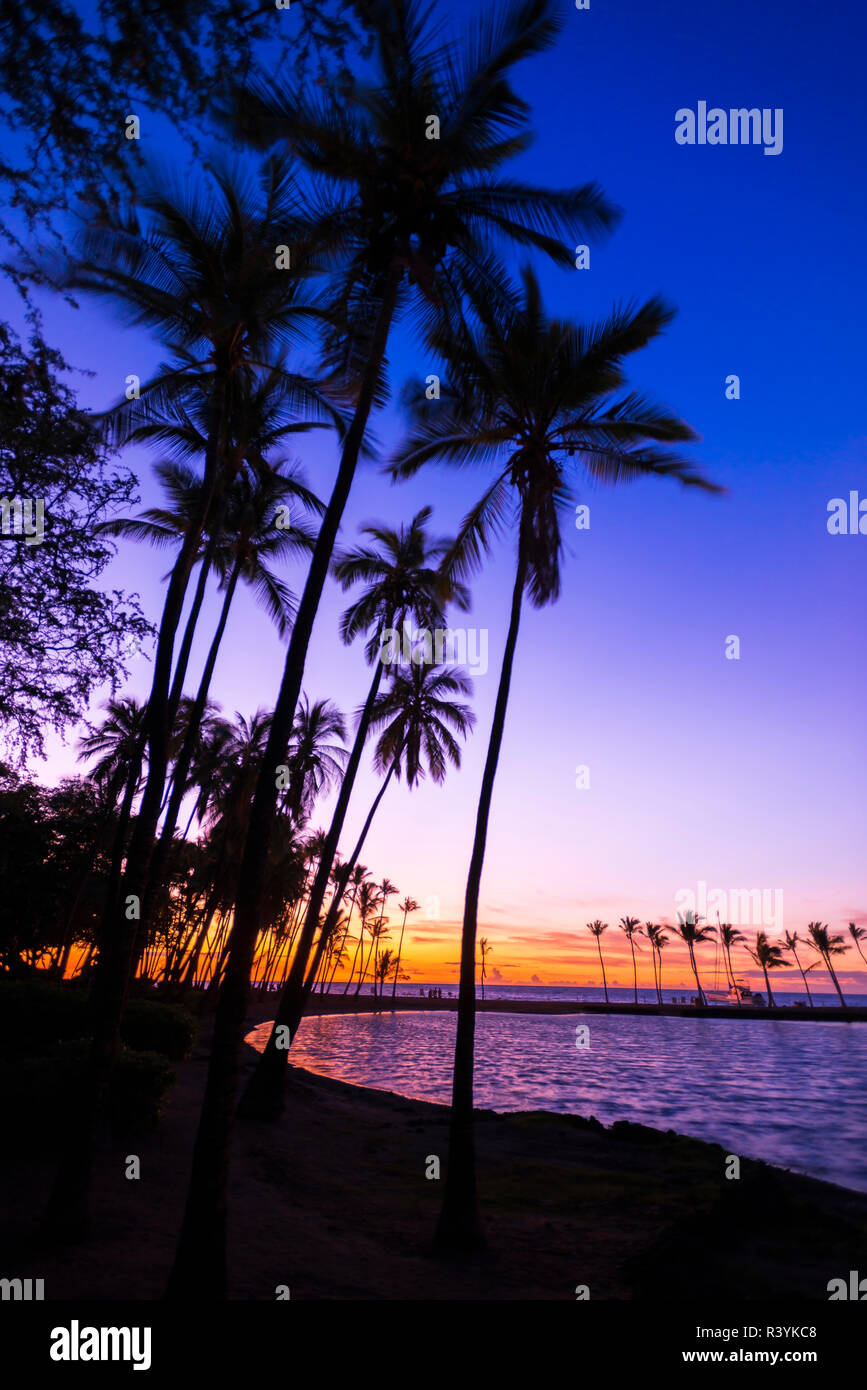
[704,980,762,1005]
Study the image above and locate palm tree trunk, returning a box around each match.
[596,938,609,1004]
[762,963,776,1007]
[166,550,213,733]
[304,760,400,1006]
[823,953,847,1006]
[688,942,706,1005]
[166,265,402,1300]
[791,947,814,1006]
[139,561,241,945]
[392,906,409,1000]
[630,938,638,1004]
[239,660,387,1118]
[436,533,529,1254]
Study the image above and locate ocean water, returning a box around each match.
[248,999,867,1193]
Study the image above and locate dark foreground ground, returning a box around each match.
[2,1000,866,1300]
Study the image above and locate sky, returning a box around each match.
[5,0,866,991]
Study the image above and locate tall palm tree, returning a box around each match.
[619,917,643,1003]
[718,922,746,1000]
[46,156,332,1239]
[392,267,716,1250]
[745,931,787,1007]
[239,509,460,1116]
[392,896,420,998]
[175,0,621,1299]
[587,921,610,1004]
[806,922,849,1006]
[281,696,348,829]
[478,938,492,1001]
[314,664,475,1010]
[674,911,715,1006]
[783,930,816,1007]
[645,922,668,1005]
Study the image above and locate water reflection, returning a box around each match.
[247,1009,867,1193]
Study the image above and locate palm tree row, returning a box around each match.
[40,0,733,1292]
[585,915,854,1008]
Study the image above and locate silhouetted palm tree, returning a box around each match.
[392,896,420,998]
[745,931,787,1007]
[806,922,849,1006]
[478,938,492,1000]
[619,917,643,1003]
[47,155,330,1241]
[718,922,746,1002]
[239,509,460,1116]
[783,930,816,1007]
[183,0,621,1297]
[645,922,668,1004]
[674,911,715,1005]
[848,923,867,970]
[393,267,715,1250]
[587,921,610,1003]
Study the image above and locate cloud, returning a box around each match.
[489,967,504,981]
[531,973,542,984]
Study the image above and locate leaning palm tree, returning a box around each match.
[392,268,716,1250]
[46,156,335,1241]
[673,911,716,1005]
[718,922,746,1000]
[619,917,643,1003]
[392,897,420,998]
[587,921,610,1004]
[305,665,474,1019]
[782,930,817,1007]
[745,931,787,1007]
[645,922,668,1004]
[806,922,849,1006]
[238,509,462,1117]
[173,0,622,1299]
[847,923,867,970]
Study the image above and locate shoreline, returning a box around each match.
[248,992,867,1024]
[4,1003,867,1300]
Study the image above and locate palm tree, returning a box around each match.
[392,896,420,998]
[77,697,148,809]
[745,931,787,1007]
[619,917,643,1003]
[281,696,348,828]
[806,922,849,1006]
[644,922,668,1005]
[847,923,867,970]
[673,911,715,1005]
[782,930,817,1007]
[478,938,492,1001]
[176,0,621,1297]
[238,508,460,1116]
[587,921,610,1004]
[718,922,746,1001]
[46,156,332,1240]
[392,267,716,1250]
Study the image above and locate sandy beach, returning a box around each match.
[4,998,867,1301]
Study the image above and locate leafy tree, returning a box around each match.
[0,320,150,763]
[0,0,357,289]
